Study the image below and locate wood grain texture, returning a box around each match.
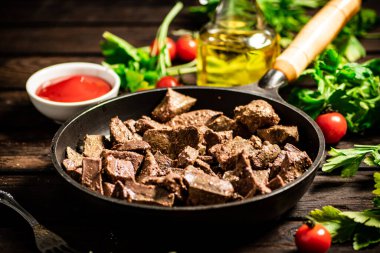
[0,0,199,25]
[0,0,379,252]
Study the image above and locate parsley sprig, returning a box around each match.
[322,145,380,177]
[289,49,380,133]
[308,172,380,250]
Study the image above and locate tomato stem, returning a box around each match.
[305,219,315,229]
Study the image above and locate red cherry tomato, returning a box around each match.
[150,37,176,61]
[295,221,331,253]
[176,35,197,62]
[156,76,180,88]
[315,112,347,144]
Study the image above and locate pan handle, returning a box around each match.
[273,0,361,82]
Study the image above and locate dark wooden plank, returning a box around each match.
[0,25,198,56]
[1,220,379,253]
[290,171,376,218]
[0,56,101,89]
[0,0,198,25]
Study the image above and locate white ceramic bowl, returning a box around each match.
[26,62,120,123]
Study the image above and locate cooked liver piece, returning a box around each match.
[223,152,256,198]
[135,116,170,135]
[110,116,134,143]
[267,175,286,190]
[112,140,151,153]
[184,166,234,205]
[141,172,186,201]
[194,159,216,176]
[273,143,312,184]
[251,169,271,194]
[123,119,137,133]
[82,158,103,194]
[167,109,222,128]
[249,135,263,149]
[152,88,197,122]
[234,100,280,132]
[257,125,299,145]
[154,151,176,170]
[104,155,135,183]
[250,141,281,170]
[143,126,202,159]
[66,147,83,167]
[209,136,256,170]
[204,129,233,150]
[177,146,199,167]
[63,159,82,182]
[111,181,128,199]
[137,150,167,182]
[197,155,214,164]
[206,115,236,132]
[113,180,175,207]
[102,149,144,172]
[83,135,105,158]
[103,182,115,197]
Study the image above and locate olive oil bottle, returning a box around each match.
[197,0,280,87]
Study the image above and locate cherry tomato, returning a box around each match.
[150,37,176,61]
[176,35,197,62]
[156,76,180,88]
[316,112,347,144]
[295,221,331,253]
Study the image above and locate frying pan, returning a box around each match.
[51,0,360,225]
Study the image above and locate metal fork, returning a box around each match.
[0,190,81,253]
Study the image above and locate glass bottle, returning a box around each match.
[196,0,280,87]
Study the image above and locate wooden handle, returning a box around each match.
[274,0,361,82]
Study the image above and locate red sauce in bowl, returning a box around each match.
[36,75,112,102]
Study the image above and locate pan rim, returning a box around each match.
[51,86,325,212]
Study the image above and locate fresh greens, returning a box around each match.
[322,145,380,177]
[189,0,378,61]
[101,2,196,92]
[308,172,380,250]
[288,49,380,133]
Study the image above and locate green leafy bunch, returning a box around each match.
[308,172,380,250]
[100,2,194,92]
[288,49,380,133]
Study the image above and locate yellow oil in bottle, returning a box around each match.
[197,23,280,87]
[196,0,280,87]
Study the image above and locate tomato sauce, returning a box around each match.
[36,75,112,102]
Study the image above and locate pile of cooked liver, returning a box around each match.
[63,88,312,207]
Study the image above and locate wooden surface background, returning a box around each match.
[0,0,379,252]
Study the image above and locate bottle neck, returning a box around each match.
[214,0,265,30]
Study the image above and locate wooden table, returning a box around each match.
[0,0,379,252]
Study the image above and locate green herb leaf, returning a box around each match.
[363,59,380,76]
[353,225,380,250]
[308,206,357,243]
[342,209,380,228]
[322,145,380,177]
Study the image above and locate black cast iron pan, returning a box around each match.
[51,0,360,225]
